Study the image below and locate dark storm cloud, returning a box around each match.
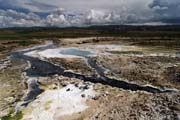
[149,0,180,24]
[149,0,180,17]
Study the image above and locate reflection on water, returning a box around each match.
[60,48,92,57]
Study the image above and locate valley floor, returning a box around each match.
[0,37,180,120]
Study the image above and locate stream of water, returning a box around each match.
[11,42,177,111]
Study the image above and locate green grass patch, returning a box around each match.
[0,109,23,120]
[1,26,180,40]
[108,51,143,55]
[0,46,6,52]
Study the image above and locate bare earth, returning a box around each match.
[0,37,180,120]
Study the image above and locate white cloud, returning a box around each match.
[0,8,170,28]
[0,9,45,27]
[86,10,112,24]
[0,0,180,27]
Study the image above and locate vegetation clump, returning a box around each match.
[0,109,23,120]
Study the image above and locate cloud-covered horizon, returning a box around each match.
[0,0,180,27]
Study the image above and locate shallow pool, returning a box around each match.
[59,48,92,57]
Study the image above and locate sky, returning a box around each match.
[0,0,180,27]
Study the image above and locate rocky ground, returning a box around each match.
[94,55,180,89]
[0,59,26,117]
[48,57,96,76]
[0,37,180,120]
[89,87,180,120]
